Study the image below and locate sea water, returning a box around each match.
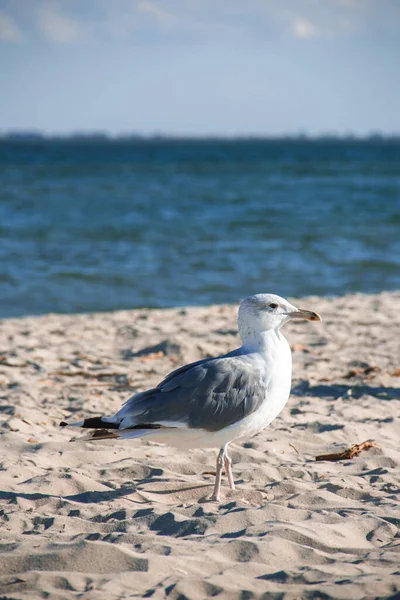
[1,138,399,317]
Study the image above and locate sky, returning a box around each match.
[1,0,400,136]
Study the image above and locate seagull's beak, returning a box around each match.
[289,309,321,322]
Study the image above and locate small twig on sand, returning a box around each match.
[315,440,379,462]
[289,443,300,454]
[52,370,125,379]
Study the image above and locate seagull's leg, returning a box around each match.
[224,446,235,491]
[210,447,225,501]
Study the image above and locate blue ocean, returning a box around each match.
[1,137,399,318]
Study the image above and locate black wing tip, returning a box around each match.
[59,417,119,429]
[82,417,119,429]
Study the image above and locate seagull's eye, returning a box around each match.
[269,303,278,310]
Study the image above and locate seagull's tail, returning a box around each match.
[59,417,162,442]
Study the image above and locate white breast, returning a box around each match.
[233,334,292,441]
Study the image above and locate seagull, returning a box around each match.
[60,294,321,501]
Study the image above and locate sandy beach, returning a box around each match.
[0,291,399,600]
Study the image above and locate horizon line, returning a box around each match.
[1,130,400,142]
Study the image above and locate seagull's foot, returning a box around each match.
[210,492,221,502]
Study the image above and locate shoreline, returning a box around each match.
[1,287,397,322]
[0,290,399,599]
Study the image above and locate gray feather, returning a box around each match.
[116,351,269,432]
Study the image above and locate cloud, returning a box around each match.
[0,12,23,42]
[292,17,318,39]
[135,1,173,25]
[36,2,84,43]
[3,0,399,46]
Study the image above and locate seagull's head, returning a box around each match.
[238,293,321,339]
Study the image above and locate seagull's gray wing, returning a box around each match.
[116,352,269,433]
